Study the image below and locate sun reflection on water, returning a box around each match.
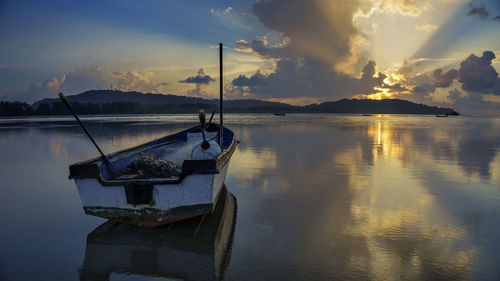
[227,115,500,280]
[2,115,500,280]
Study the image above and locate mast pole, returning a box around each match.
[219,43,223,149]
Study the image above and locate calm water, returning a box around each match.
[1,114,500,281]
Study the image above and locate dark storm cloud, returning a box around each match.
[361,61,376,80]
[229,0,388,99]
[384,82,412,93]
[229,59,391,99]
[398,51,500,116]
[179,68,215,84]
[458,51,499,94]
[446,89,500,115]
[432,69,458,88]
[396,59,425,79]
[467,2,490,19]
[251,0,371,64]
[232,71,267,87]
[234,39,290,59]
[466,0,500,22]
[403,51,500,110]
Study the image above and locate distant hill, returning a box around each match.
[20,90,459,116]
[303,98,459,115]
[33,90,292,109]
[33,90,212,107]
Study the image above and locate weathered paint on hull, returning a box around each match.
[83,204,213,226]
[75,160,231,227]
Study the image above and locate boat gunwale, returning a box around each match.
[69,125,237,186]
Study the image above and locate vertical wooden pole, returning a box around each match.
[219,43,224,149]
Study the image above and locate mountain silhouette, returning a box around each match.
[27,90,459,115]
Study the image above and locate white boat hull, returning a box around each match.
[74,160,230,226]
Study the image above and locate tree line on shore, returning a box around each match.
[0,99,459,116]
[0,101,222,116]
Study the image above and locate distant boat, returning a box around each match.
[79,187,237,281]
[436,114,448,117]
[274,113,286,116]
[69,124,237,226]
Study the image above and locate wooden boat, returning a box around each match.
[79,187,237,281]
[66,43,236,227]
[274,113,286,116]
[69,124,237,226]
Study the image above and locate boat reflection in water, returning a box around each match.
[79,186,237,281]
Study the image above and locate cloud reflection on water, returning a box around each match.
[223,115,500,280]
[1,114,499,280]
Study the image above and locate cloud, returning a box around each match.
[4,65,171,103]
[465,0,500,22]
[232,70,267,87]
[179,68,216,98]
[61,65,169,94]
[228,0,394,100]
[230,0,437,102]
[335,34,371,74]
[179,68,215,84]
[210,6,253,31]
[234,40,253,53]
[376,0,423,16]
[59,65,169,94]
[415,23,438,32]
[467,1,489,19]
[228,59,400,99]
[20,76,66,103]
[432,68,458,88]
[229,0,497,114]
[361,60,377,80]
[62,65,105,93]
[111,70,169,93]
[213,6,232,14]
[397,59,417,78]
[234,38,290,59]
[458,51,499,94]
[431,87,500,116]
[251,0,372,66]
[401,51,499,98]
[386,51,500,115]
[186,84,212,98]
[425,80,464,104]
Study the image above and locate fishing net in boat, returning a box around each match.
[125,154,181,178]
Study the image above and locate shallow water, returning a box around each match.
[1,114,500,281]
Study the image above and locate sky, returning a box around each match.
[0,0,499,115]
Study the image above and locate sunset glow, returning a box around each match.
[0,0,499,115]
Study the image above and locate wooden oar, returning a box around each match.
[58,92,117,178]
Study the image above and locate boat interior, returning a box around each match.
[70,124,235,182]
